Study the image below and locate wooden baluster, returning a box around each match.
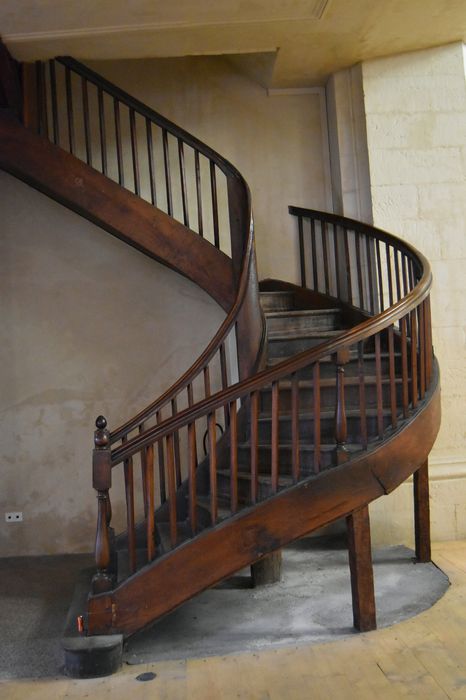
[374,333,384,438]
[313,362,321,472]
[171,397,182,487]
[210,161,220,248]
[358,342,368,449]
[178,139,189,226]
[219,342,230,426]
[92,415,113,594]
[310,217,318,291]
[343,227,352,304]
[410,309,418,409]
[139,423,148,518]
[400,316,409,419]
[250,391,259,503]
[385,242,394,307]
[298,216,306,287]
[425,297,433,387]
[271,381,280,493]
[208,410,218,524]
[65,66,75,153]
[122,435,136,575]
[98,87,107,175]
[146,118,156,205]
[375,240,384,311]
[129,108,140,196]
[419,303,426,400]
[394,249,402,303]
[402,253,409,297]
[366,237,375,314]
[162,128,173,215]
[334,223,341,299]
[413,460,431,562]
[113,99,123,186]
[187,420,197,535]
[34,62,43,135]
[388,326,397,429]
[166,433,177,548]
[291,372,300,483]
[82,79,92,166]
[334,349,350,464]
[355,232,364,309]
[145,443,155,562]
[195,150,203,237]
[346,506,377,632]
[49,60,59,145]
[321,221,330,296]
[39,62,49,139]
[21,63,39,132]
[187,383,198,532]
[156,410,166,503]
[230,400,238,514]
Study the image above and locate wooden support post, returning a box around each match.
[346,505,377,632]
[92,415,114,594]
[413,460,431,562]
[251,550,282,586]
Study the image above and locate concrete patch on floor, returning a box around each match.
[0,540,449,679]
[123,539,449,665]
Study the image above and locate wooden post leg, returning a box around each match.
[413,460,431,562]
[251,550,282,586]
[346,505,377,632]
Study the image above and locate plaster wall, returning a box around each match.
[360,42,466,544]
[0,56,329,555]
[0,172,225,556]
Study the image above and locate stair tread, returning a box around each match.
[261,376,404,389]
[217,468,294,485]
[238,441,363,452]
[196,495,231,520]
[268,329,345,340]
[257,407,393,422]
[157,521,192,552]
[265,308,340,319]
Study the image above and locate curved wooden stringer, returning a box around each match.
[0,48,440,667]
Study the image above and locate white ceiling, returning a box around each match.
[2,0,466,86]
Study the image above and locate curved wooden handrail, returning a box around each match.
[112,211,433,464]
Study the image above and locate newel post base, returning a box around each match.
[413,459,431,563]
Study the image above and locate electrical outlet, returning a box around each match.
[5,512,23,523]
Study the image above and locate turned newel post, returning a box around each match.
[92,415,113,594]
[334,348,350,464]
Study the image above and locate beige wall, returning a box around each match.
[0,56,329,556]
[0,172,225,556]
[360,42,466,545]
[88,55,329,283]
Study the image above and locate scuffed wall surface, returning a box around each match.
[0,172,224,555]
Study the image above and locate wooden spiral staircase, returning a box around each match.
[0,44,441,676]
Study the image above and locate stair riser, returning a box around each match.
[268,335,344,359]
[266,312,341,335]
[268,355,399,380]
[237,446,335,473]
[217,472,274,504]
[260,292,296,312]
[251,414,392,443]
[259,383,404,412]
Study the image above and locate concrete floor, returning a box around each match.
[0,538,449,680]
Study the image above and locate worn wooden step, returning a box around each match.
[259,376,405,412]
[157,521,192,553]
[216,468,294,504]
[252,409,393,443]
[266,351,402,379]
[237,442,363,473]
[265,308,343,335]
[268,330,346,359]
[195,494,231,525]
[259,290,297,312]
